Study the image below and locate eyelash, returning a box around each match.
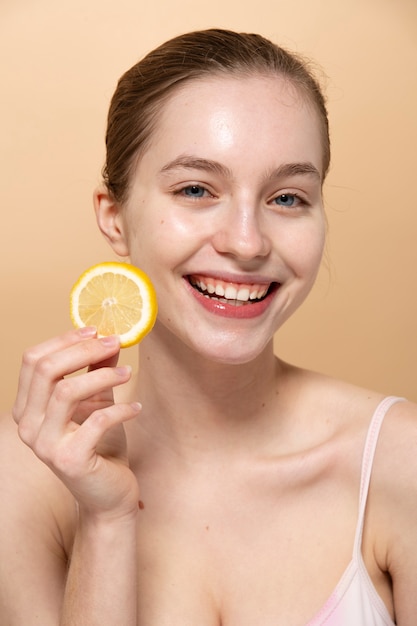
[173,185,309,210]
[271,193,308,209]
[174,184,213,199]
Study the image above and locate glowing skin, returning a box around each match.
[111,75,326,364]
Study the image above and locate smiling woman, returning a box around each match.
[103,73,326,363]
[1,27,417,626]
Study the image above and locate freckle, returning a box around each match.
[146,356,150,360]
[160,220,165,225]
[262,403,266,408]
[138,500,145,510]
[205,526,209,531]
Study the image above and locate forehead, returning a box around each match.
[142,75,324,175]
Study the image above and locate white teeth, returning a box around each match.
[250,287,268,300]
[224,285,237,300]
[191,275,271,304]
[237,287,250,301]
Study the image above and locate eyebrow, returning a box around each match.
[264,162,322,182]
[159,154,321,182]
[159,155,233,178]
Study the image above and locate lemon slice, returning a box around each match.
[70,262,158,348]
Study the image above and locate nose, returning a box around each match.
[211,200,272,261]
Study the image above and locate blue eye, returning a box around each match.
[183,185,206,197]
[275,193,296,207]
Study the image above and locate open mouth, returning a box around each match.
[188,274,278,307]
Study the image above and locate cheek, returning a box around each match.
[286,219,326,276]
[124,210,195,273]
[309,222,326,263]
[152,209,210,256]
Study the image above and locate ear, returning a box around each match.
[93,186,130,257]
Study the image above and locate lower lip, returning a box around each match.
[185,280,278,319]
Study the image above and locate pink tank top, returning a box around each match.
[306,396,403,626]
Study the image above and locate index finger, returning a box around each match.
[13,327,97,420]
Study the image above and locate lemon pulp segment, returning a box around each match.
[76,272,143,335]
[70,262,157,347]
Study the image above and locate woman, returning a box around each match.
[1,29,416,625]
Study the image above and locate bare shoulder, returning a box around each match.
[282,363,387,427]
[365,398,417,624]
[371,397,417,491]
[0,411,76,622]
[288,368,417,620]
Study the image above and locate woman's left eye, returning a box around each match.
[273,193,299,207]
[181,185,208,198]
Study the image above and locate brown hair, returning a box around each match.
[102,28,330,204]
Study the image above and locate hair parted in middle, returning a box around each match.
[103,28,330,204]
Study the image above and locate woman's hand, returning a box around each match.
[12,327,141,519]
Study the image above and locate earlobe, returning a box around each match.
[93,186,130,257]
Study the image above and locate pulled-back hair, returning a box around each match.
[102,28,330,204]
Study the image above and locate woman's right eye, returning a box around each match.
[171,182,217,204]
[181,185,208,198]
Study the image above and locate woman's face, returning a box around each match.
[117,75,326,364]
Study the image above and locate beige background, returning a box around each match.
[1,0,416,410]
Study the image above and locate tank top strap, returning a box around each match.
[353,395,405,556]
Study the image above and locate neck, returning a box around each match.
[125,330,286,464]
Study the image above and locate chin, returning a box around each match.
[192,335,272,367]
[153,315,274,366]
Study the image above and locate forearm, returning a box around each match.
[61,509,138,626]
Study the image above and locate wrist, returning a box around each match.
[76,502,140,529]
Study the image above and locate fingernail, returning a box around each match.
[115,365,132,377]
[130,402,142,412]
[78,326,97,337]
[99,335,120,347]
